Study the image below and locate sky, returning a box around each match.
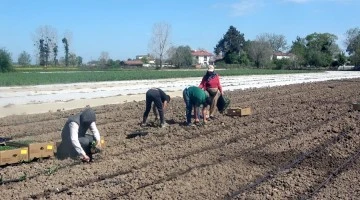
[0,0,359,63]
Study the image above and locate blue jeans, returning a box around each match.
[183,88,192,124]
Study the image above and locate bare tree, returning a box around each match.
[257,33,287,52]
[32,25,58,66]
[246,40,273,68]
[99,51,110,67]
[18,51,31,66]
[149,22,171,68]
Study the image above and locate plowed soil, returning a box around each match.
[1,78,360,200]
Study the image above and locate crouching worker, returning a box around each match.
[183,86,212,126]
[56,108,101,162]
[141,88,171,128]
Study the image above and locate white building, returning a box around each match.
[191,50,214,66]
[272,52,295,60]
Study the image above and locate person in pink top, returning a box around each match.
[199,65,223,119]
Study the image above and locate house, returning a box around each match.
[124,60,143,67]
[272,52,295,60]
[191,50,214,66]
[136,54,155,65]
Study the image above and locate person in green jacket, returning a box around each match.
[182,86,212,126]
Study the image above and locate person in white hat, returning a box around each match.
[199,65,223,119]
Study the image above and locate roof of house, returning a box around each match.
[191,50,213,57]
[124,60,143,65]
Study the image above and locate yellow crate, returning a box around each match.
[27,142,55,160]
[226,107,252,116]
[7,141,55,160]
[0,147,29,166]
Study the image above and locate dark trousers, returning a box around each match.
[143,89,164,124]
[79,134,94,155]
[57,134,94,160]
[183,88,192,124]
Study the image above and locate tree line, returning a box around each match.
[150,24,360,70]
[212,26,360,70]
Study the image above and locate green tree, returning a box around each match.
[214,26,245,64]
[345,27,360,66]
[305,33,339,55]
[330,52,347,69]
[62,38,69,66]
[53,45,58,66]
[39,39,45,66]
[18,51,31,66]
[76,56,83,66]
[0,49,13,72]
[44,42,50,67]
[305,33,339,67]
[290,36,307,67]
[169,45,193,68]
[337,52,347,66]
[68,53,77,66]
[306,49,332,67]
[273,58,293,70]
[238,51,250,66]
[290,33,340,68]
[106,59,116,67]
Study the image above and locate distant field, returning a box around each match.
[0,68,317,86]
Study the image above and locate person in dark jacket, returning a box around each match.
[199,65,223,119]
[57,108,101,162]
[141,88,171,128]
[183,86,212,126]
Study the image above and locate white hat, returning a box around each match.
[207,65,215,72]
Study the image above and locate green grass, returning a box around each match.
[15,66,80,72]
[0,68,319,86]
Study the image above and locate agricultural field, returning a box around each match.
[0,78,359,199]
[0,68,313,86]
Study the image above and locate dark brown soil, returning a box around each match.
[0,78,359,200]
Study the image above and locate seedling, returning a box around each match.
[90,141,101,154]
[45,166,59,175]
[19,172,27,181]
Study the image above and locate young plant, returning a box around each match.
[45,166,59,175]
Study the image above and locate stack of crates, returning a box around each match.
[1,141,55,166]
